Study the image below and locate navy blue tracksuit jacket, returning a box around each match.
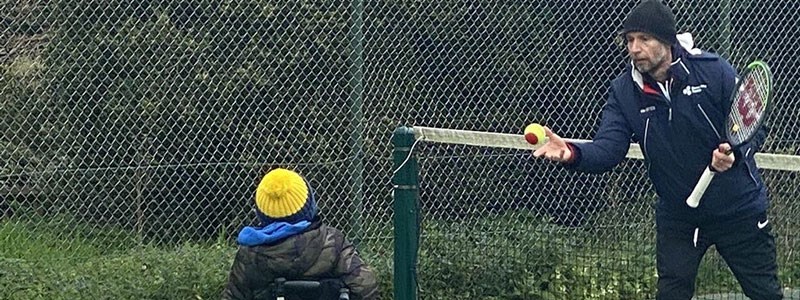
[568,43,768,223]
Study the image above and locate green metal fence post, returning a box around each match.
[391,126,419,300]
[348,0,365,246]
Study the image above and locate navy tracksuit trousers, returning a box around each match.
[656,212,783,300]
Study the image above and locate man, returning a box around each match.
[533,1,782,299]
[223,168,379,300]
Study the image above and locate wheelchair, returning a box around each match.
[271,277,350,300]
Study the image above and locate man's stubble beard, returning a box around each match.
[634,47,668,76]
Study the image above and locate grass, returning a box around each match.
[0,216,395,299]
[0,218,234,299]
[1,210,796,299]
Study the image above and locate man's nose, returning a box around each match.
[628,40,641,53]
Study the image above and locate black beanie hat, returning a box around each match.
[621,0,677,45]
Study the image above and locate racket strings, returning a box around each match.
[728,80,753,144]
[728,69,770,145]
[752,69,771,104]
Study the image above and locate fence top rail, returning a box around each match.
[411,126,800,172]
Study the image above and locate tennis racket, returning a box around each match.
[686,60,773,208]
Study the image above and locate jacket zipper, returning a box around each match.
[657,81,673,123]
[696,104,721,139]
[643,118,652,173]
[743,147,759,185]
[643,118,650,155]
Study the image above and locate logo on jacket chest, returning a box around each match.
[682,84,707,96]
[640,106,656,114]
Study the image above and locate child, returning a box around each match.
[222,168,379,300]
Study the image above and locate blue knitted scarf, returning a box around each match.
[236,220,311,246]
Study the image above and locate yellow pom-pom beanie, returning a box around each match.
[254,168,318,224]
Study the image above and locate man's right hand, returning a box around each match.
[533,126,573,163]
[710,143,735,172]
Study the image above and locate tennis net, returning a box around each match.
[392,125,800,299]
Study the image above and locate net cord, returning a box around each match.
[411,126,800,171]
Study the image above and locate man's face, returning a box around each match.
[625,32,670,75]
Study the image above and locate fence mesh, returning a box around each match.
[2,0,799,298]
[397,128,800,299]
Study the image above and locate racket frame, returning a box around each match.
[686,60,773,208]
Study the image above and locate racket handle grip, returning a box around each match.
[686,167,716,208]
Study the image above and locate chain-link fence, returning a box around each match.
[2,0,799,298]
[392,127,800,299]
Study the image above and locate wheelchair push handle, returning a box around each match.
[273,277,350,300]
[338,288,350,300]
[283,280,322,290]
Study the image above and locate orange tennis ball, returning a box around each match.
[524,123,545,145]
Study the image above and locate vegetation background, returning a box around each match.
[2,0,798,298]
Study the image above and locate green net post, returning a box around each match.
[391,126,419,300]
